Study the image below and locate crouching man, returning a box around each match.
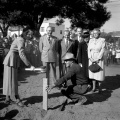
[47,52,89,108]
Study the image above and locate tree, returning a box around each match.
[65,0,111,30]
[0,0,111,37]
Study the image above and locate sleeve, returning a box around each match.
[73,40,79,58]
[18,38,31,66]
[97,38,106,60]
[57,40,61,55]
[55,38,59,53]
[88,39,92,59]
[39,37,43,53]
[54,65,75,87]
[77,42,82,63]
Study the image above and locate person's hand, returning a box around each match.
[96,60,100,63]
[79,63,82,67]
[89,58,95,63]
[30,65,35,71]
[46,85,55,93]
[94,59,100,63]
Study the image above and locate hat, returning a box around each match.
[63,53,76,61]
[82,30,90,38]
[23,26,31,33]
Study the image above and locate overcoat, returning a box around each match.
[77,41,89,78]
[3,37,31,96]
[88,37,105,81]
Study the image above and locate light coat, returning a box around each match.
[39,35,58,63]
[3,37,30,68]
[88,37,105,81]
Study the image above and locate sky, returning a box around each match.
[47,0,120,33]
[101,0,120,33]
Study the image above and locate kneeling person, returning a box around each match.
[47,52,89,106]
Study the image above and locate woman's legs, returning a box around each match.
[92,79,96,91]
[97,81,102,93]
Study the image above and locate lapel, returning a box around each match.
[61,38,74,58]
[66,39,73,52]
[49,36,55,48]
[44,35,50,49]
[61,37,67,51]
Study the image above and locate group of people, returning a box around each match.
[37,26,106,107]
[104,43,120,66]
[2,26,106,108]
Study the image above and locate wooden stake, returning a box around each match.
[43,78,48,111]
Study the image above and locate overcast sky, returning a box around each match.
[101,0,120,33]
[47,0,120,33]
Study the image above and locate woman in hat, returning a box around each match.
[3,27,35,106]
[77,29,90,81]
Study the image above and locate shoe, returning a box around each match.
[40,66,46,73]
[15,99,24,107]
[75,96,87,106]
[87,89,96,94]
[98,90,102,94]
[4,99,11,104]
[17,101,24,107]
[59,99,68,111]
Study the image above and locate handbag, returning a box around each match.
[88,62,101,73]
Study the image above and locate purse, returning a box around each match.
[88,62,101,73]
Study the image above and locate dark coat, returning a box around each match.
[55,63,88,87]
[77,41,89,78]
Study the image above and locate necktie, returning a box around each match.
[48,37,51,44]
[66,39,69,48]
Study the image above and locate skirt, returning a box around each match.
[3,65,18,96]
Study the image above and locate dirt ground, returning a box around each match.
[1,64,120,120]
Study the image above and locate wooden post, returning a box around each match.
[43,78,48,111]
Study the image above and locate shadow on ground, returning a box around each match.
[0,109,19,120]
[22,75,120,106]
[102,75,120,91]
[23,96,43,105]
[48,92,63,99]
[86,75,120,103]
[23,92,63,106]
[18,70,40,83]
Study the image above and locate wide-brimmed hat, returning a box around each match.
[63,53,76,61]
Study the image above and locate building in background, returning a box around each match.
[8,26,22,37]
[7,22,65,39]
[40,22,65,39]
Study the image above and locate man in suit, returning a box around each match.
[58,29,76,77]
[74,27,83,43]
[39,26,58,86]
[47,53,89,109]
